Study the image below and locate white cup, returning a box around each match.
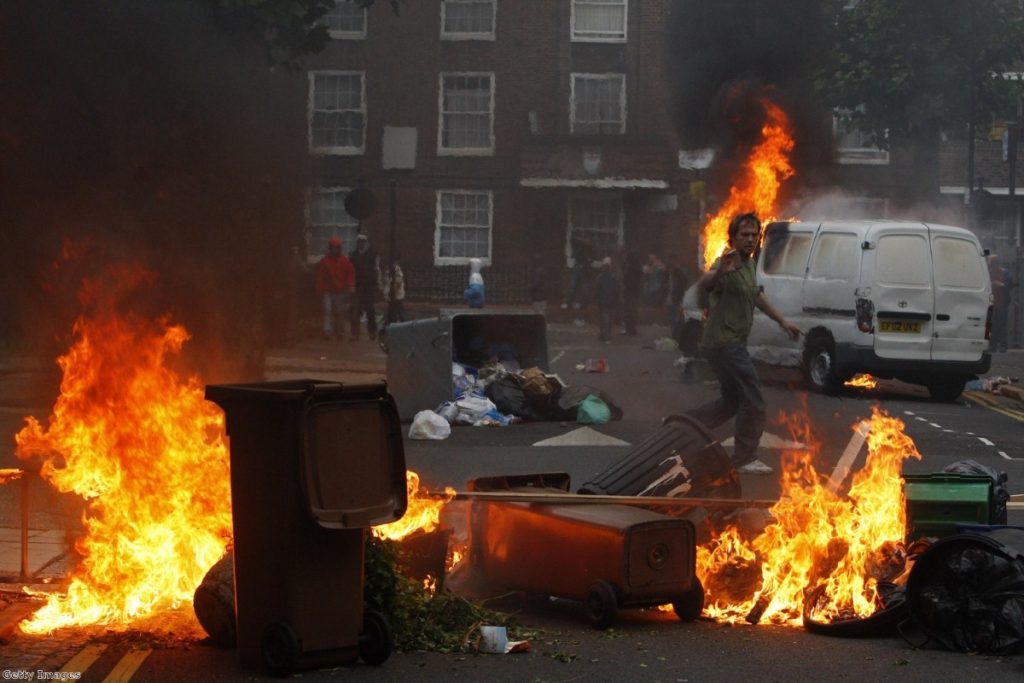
[478,625,508,654]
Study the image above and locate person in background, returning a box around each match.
[529,257,547,315]
[988,254,1013,352]
[348,233,382,341]
[643,253,667,306]
[314,236,354,341]
[383,253,407,325]
[563,235,594,309]
[595,257,621,344]
[621,250,643,336]
[465,257,486,308]
[687,212,801,475]
[665,252,690,336]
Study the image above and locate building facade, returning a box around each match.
[303,0,696,304]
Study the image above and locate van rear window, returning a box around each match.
[809,233,857,279]
[763,231,812,276]
[933,236,985,289]
[877,234,929,285]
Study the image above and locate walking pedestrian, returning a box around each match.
[348,233,381,341]
[383,254,407,325]
[314,237,354,341]
[464,257,486,308]
[687,213,801,474]
[621,250,643,336]
[595,258,620,344]
[988,255,1013,352]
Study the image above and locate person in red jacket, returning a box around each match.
[315,236,355,340]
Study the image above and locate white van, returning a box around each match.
[702,219,993,401]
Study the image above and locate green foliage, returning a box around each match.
[817,0,1024,147]
[364,534,537,653]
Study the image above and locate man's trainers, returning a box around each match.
[737,459,773,474]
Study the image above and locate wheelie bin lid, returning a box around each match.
[206,379,408,529]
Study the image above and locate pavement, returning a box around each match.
[3,302,1024,646]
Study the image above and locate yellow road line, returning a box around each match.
[101,648,152,683]
[963,391,1024,421]
[59,643,108,674]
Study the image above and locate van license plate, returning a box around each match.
[879,320,921,333]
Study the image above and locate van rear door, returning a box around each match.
[928,224,989,362]
[865,224,934,360]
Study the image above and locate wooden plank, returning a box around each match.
[424,490,777,509]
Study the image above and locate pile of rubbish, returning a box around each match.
[408,362,622,440]
[965,375,1023,401]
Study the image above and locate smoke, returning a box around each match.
[0,1,310,380]
[665,0,839,201]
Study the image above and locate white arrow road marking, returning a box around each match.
[533,427,630,447]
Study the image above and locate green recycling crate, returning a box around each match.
[903,473,993,541]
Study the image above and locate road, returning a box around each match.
[2,318,1024,681]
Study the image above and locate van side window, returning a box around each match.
[933,236,985,289]
[763,231,812,276]
[809,233,857,279]
[877,234,929,285]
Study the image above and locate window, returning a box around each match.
[435,190,492,263]
[321,0,366,39]
[933,237,985,289]
[438,73,495,154]
[441,0,496,40]
[307,188,359,263]
[809,233,858,279]
[571,73,625,134]
[762,230,812,276]
[877,235,930,286]
[834,109,889,165]
[571,0,627,42]
[308,71,365,154]
[567,194,623,264]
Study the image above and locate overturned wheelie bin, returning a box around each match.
[205,380,407,676]
[468,473,703,628]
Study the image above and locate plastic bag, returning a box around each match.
[408,410,451,440]
[454,395,498,425]
[576,394,611,424]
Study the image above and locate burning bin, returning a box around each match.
[205,380,407,676]
[385,312,548,420]
[469,474,703,628]
[578,414,737,499]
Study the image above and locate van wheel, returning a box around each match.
[804,336,840,394]
[927,378,966,402]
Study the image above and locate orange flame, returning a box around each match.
[0,468,24,484]
[701,99,795,269]
[373,471,454,541]
[14,266,232,635]
[697,406,920,625]
[844,374,878,390]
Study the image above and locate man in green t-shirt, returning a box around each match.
[688,213,801,474]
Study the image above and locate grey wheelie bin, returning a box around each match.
[205,379,407,676]
[384,311,548,420]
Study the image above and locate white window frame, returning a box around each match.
[434,189,493,265]
[570,73,626,134]
[306,187,359,264]
[308,70,366,155]
[571,0,627,43]
[438,72,495,155]
[321,0,367,40]
[834,109,889,165]
[441,0,496,41]
[566,193,624,266]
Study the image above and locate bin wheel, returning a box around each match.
[261,622,300,677]
[672,578,705,622]
[585,580,618,629]
[358,610,393,665]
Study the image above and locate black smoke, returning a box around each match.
[0,1,310,380]
[665,0,839,201]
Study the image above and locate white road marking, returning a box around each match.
[550,350,566,364]
[929,422,942,428]
[904,411,916,416]
[915,416,927,422]
[1000,451,1011,460]
[978,437,995,446]
[102,648,151,683]
[61,644,108,674]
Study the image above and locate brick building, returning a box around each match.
[302,0,697,305]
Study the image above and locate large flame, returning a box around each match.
[701,99,795,269]
[373,471,454,541]
[14,266,232,635]
[697,406,920,625]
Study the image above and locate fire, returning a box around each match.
[844,374,878,389]
[14,266,232,635]
[697,406,920,625]
[0,468,24,484]
[701,99,795,269]
[373,471,454,541]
